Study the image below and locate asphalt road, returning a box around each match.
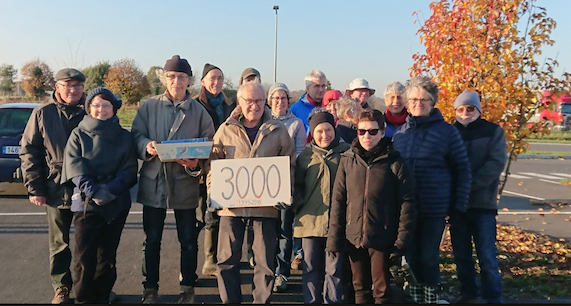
[0,157,569,303]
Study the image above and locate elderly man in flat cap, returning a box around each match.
[132,55,215,304]
[20,68,87,304]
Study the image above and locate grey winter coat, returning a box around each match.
[131,91,215,209]
[272,109,306,156]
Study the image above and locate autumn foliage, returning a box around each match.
[411,0,571,195]
[20,59,55,98]
[104,58,150,105]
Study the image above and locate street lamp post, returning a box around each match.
[273,5,279,83]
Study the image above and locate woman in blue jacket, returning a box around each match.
[392,77,472,304]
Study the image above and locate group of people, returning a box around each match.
[19,54,507,304]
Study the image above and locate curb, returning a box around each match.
[530,199,571,205]
[517,154,571,159]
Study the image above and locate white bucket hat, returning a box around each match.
[345,78,375,96]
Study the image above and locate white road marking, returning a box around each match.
[0,210,147,217]
[539,179,562,185]
[504,173,531,179]
[551,173,571,178]
[519,172,564,180]
[502,190,545,200]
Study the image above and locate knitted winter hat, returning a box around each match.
[309,110,335,134]
[202,63,222,80]
[85,87,122,112]
[454,90,482,113]
[163,55,192,76]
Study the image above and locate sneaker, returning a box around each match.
[51,286,71,304]
[176,287,195,304]
[141,288,158,304]
[291,254,302,270]
[273,274,288,292]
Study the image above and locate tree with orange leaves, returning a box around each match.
[411,0,571,196]
[104,58,150,105]
[20,59,55,99]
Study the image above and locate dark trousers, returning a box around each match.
[217,216,277,304]
[348,244,391,304]
[46,206,74,291]
[72,209,128,304]
[406,216,446,285]
[301,237,327,303]
[142,206,198,290]
[450,211,503,303]
[275,207,294,277]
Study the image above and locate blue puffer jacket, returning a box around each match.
[290,92,316,136]
[393,108,472,218]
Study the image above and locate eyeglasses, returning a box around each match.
[455,106,476,113]
[272,97,288,102]
[240,97,265,106]
[408,98,432,104]
[58,83,84,90]
[90,103,113,110]
[357,128,380,136]
[166,74,189,81]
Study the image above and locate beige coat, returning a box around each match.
[208,111,296,218]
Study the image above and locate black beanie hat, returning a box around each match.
[85,87,122,113]
[309,111,335,134]
[164,55,192,76]
[202,63,222,80]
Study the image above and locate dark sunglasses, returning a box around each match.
[357,128,380,136]
[456,106,476,113]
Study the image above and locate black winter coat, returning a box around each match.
[393,108,472,218]
[326,138,418,253]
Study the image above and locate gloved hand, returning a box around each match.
[91,184,116,206]
[388,246,403,266]
[273,201,289,210]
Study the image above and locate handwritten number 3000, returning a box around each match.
[220,165,281,200]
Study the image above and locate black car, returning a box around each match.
[0,102,42,183]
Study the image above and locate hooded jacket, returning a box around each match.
[392,108,472,218]
[326,138,417,252]
[208,110,296,218]
[20,92,86,207]
[292,138,350,238]
[61,115,138,222]
[132,91,215,209]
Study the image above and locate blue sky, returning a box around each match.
[1,0,570,93]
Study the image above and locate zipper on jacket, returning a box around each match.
[361,165,371,248]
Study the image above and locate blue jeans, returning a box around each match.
[275,207,294,277]
[142,206,198,290]
[450,211,503,303]
[405,216,446,285]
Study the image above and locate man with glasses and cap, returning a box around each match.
[20,68,87,304]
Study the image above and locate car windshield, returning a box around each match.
[561,104,571,114]
[0,108,34,136]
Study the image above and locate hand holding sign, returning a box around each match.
[209,156,291,209]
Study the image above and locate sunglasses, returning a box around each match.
[456,106,476,113]
[357,128,380,136]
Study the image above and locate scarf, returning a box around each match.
[385,109,408,126]
[206,90,225,123]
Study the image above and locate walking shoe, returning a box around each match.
[141,288,158,304]
[51,286,71,304]
[291,254,302,270]
[176,286,195,304]
[273,274,288,292]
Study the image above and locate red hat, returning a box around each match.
[322,90,343,107]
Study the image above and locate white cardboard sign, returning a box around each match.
[209,156,291,209]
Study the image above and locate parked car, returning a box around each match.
[0,102,42,183]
